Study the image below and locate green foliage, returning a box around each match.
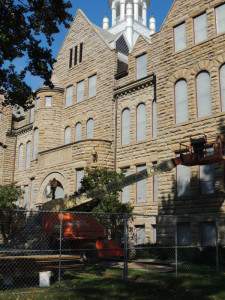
[0,0,72,107]
[76,168,133,214]
[0,184,21,209]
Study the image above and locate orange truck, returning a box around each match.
[42,212,124,263]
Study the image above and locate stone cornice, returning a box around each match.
[11,123,33,136]
[36,86,64,94]
[113,73,156,99]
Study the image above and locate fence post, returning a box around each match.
[58,212,63,287]
[123,214,128,282]
[216,215,219,274]
[175,220,178,278]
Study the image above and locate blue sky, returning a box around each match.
[25,0,174,90]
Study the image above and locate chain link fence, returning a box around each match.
[0,209,224,293]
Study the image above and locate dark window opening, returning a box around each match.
[69,48,73,68]
[74,46,78,66]
[79,43,83,63]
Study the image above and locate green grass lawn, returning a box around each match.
[1,266,225,300]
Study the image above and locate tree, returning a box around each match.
[0,0,72,107]
[0,184,22,243]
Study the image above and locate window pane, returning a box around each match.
[23,185,28,209]
[194,13,207,44]
[18,144,24,171]
[30,179,35,209]
[137,104,146,141]
[76,169,84,192]
[26,141,31,169]
[175,79,189,124]
[87,119,94,139]
[122,168,130,203]
[200,164,215,194]
[153,162,158,202]
[220,65,225,112]
[196,72,212,118]
[29,107,34,123]
[137,165,146,203]
[137,54,147,80]
[216,4,225,34]
[88,75,97,97]
[177,153,191,197]
[65,127,71,144]
[152,100,157,138]
[177,223,191,245]
[201,222,216,246]
[77,81,84,102]
[122,109,130,145]
[36,98,40,109]
[33,128,39,159]
[45,96,52,107]
[174,23,186,52]
[66,86,73,107]
[75,122,82,141]
[136,225,145,245]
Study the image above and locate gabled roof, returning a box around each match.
[91,23,120,43]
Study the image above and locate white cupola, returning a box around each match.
[105,0,154,49]
[149,14,156,35]
[103,13,110,29]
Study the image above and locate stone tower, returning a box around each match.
[104,0,155,49]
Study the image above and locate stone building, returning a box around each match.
[1,0,225,245]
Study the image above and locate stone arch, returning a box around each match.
[37,171,69,205]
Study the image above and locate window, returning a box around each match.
[23,185,28,209]
[33,128,39,159]
[153,162,158,202]
[152,225,157,244]
[177,154,191,197]
[79,43,83,63]
[45,96,52,107]
[194,13,208,44]
[121,168,130,203]
[196,71,212,118]
[152,100,157,138]
[88,75,97,97]
[75,122,82,141]
[76,169,84,192]
[29,107,34,123]
[201,222,216,246]
[66,86,73,107]
[74,46,78,66]
[216,4,225,34]
[25,141,31,169]
[36,98,40,109]
[18,144,24,171]
[77,80,84,102]
[137,103,146,141]
[30,179,35,209]
[136,54,147,80]
[177,223,191,245]
[86,119,94,139]
[122,109,130,145]
[136,225,145,245]
[200,147,215,194]
[220,64,225,112]
[137,165,146,203]
[174,23,186,52]
[69,48,73,68]
[64,126,71,144]
[175,79,189,124]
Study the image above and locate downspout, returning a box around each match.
[12,134,17,184]
[114,96,118,171]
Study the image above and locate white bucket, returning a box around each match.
[39,271,51,288]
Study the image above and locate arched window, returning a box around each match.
[25,141,31,169]
[152,100,157,138]
[220,64,225,112]
[196,71,212,118]
[86,119,94,139]
[33,128,39,159]
[64,126,71,144]
[175,79,189,124]
[18,144,24,171]
[137,103,146,141]
[122,108,130,145]
[75,122,82,141]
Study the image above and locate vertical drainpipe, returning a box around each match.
[114,96,118,171]
[12,134,17,184]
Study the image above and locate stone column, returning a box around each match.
[134,0,139,21]
[126,1,133,48]
[142,0,147,26]
[112,0,116,26]
[120,0,126,21]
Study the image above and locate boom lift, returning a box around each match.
[41,135,225,262]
